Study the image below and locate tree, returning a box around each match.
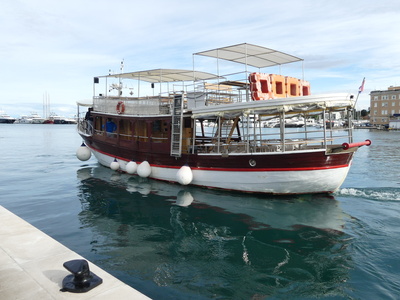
[361,109,368,117]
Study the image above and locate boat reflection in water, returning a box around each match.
[76,166,353,299]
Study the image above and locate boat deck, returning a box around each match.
[0,205,150,300]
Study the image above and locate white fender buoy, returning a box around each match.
[126,161,138,174]
[76,143,91,161]
[176,190,194,207]
[176,165,193,185]
[110,158,120,171]
[137,161,151,178]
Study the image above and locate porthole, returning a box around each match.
[249,159,256,167]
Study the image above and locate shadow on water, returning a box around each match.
[76,166,354,299]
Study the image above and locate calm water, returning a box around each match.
[1,124,400,299]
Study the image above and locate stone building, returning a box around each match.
[370,86,400,126]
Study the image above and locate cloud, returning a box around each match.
[1,0,400,116]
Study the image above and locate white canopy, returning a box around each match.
[194,43,303,68]
[99,69,221,83]
[191,93,355,118]
[76,100,93,107]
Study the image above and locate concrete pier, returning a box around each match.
[0,205,150,299]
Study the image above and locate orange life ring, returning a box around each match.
[116,101,125,114]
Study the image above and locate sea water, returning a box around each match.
[1,124,400,299]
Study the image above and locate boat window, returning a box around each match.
[134,120,148,141]
[151,120,168,143]
[152,120,162,133]
[94,116,103,135]
[184,118,191,128]
[119,119,132,141]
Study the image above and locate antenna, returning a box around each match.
[118,59,124,95]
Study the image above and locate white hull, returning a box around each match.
[91,148,351,194]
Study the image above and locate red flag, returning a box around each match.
[358,78,365,93]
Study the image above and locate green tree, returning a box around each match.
[361,109,368,117]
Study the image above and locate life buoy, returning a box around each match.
[249,72,273,100]
[285,76,300,97]
[269,74,286,98]
[249,73,311,99]
[116,101,125,114]
[299,80,311,96]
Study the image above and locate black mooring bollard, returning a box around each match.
[60,259,102,293]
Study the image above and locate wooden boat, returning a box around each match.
[76,43,371,194]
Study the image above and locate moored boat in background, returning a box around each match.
[48,112,77,124]
[16,112,45,124]
[30,112,45,124]
[15,115,32,124]
[0,111,16,123]
[76,43,371,195]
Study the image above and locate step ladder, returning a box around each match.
[170,94,184,157]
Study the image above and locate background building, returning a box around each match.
[370,86,400,126]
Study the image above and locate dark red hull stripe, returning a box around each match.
[88,144,350,172]
[141,164,349,172]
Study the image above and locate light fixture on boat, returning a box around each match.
[249,159,257,167]
[60,259,102,293]
[176,165,193,185]
[76,143,91,161]
[126,161,138,174]
[137,161,151,177]
[110,158,120,171]
[342,139,371,150]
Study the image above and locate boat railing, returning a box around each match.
[193,124,353,155]
[250,128,352,152]
[93,128,103,136]
[91,72,251,114]
[77,119,93,136]
[185,74,250,110]
[93,96,173,115]
[151,136,169,143]
[193,137,343,155]
[119,133,133,141]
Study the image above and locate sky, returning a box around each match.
[1,0,400,118]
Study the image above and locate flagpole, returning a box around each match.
[354,91,360,108]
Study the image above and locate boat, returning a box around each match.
[76,43,371,195]
[0,111,16,123]
[305,118,317,127]
[48,112,77,124]
[30,112,45,124]
[16,112,45,124]
[15,115,32,124]
[283,117,304,128]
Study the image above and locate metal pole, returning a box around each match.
[280,111,285,152]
